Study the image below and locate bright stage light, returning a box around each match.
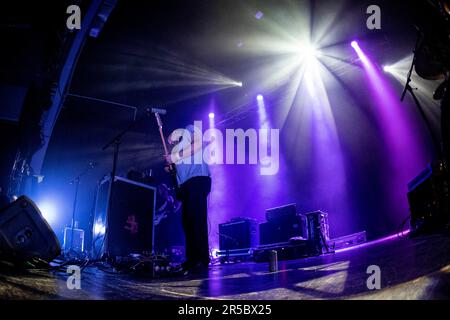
[230,81,243,87]
[256,93,268,128]
[380,54,440,109]
[208,112,215,119]
[94,222,106,235]
[211,248,220,258]
[298,44,319,61]
[383,65,393,73]
[37,200,58,225]
[350,41,369,65]
[305,46,318,58]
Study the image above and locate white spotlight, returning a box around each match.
[298,44,319,61]
[383,65,393,73]
[305,46,317,58]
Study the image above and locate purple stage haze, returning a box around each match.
[351,41,428,225]
[206,43,430,250]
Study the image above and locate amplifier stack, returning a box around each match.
[217,204,335,263]
[259,203,308,245]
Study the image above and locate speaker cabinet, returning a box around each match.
[0,196,61,262]
[219,218,259,250]
[259,215,307,245]
[92,176,156,259]
[265,203,297,222]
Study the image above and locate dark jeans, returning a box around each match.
[180,176,211,266]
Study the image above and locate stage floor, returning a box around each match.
[0,234,449,300]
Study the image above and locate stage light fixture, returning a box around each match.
[350,41,369,65]
[257,94,264,101]
[209,112,215,119]
[383,65,393,73]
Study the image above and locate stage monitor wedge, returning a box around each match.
[0,195,61,262]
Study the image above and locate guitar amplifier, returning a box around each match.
[219,218,259,250]
[92,176,156,259]
[259,215,307,246]
[265,203,297,222]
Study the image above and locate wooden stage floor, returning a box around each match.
[0,233,449,300]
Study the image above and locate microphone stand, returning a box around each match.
[102,109,153,174]
[102,121,135,187]
[400,29,442,159]
[67,161,96,258]
[100,110,150,258]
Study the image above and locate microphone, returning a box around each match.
[148,107,167,115]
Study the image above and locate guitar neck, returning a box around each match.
[159,127,170,156]
[153,112,179,188]
[154,113,170,156]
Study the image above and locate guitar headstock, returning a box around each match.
[154,112,163,128]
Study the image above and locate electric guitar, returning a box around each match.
[153,112,182,199]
